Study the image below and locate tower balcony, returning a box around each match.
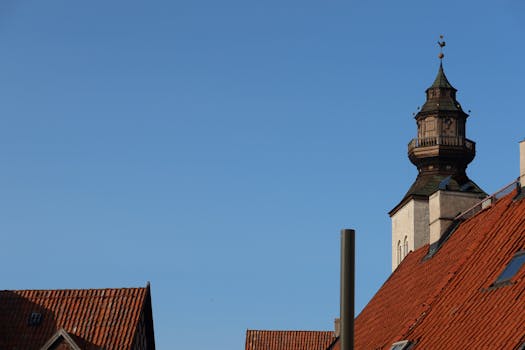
[408,136,475,153]
[408,136,476,169]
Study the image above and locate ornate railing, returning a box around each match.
[454,179,520,221]
[408,136,475,152]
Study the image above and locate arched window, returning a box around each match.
[403,236,409,258]
[397,240,402,265]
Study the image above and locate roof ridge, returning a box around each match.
[453,180,519,222]
[246,329,333,333]
[1,286,147,293]
[245,329,335,350]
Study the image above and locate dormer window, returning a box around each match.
[390,340,412,350]
[28,312,42,326]
[493,250,525,286]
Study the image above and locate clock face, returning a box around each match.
[444,118,452,128]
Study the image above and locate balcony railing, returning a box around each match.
[408,136,475,152]
[454,179,520,221]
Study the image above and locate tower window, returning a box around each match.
[494,251,525,286]
[403,236,408,258]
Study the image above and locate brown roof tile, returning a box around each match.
[352,190,525,349]
[246,330,336,350]
[0,286,152,350]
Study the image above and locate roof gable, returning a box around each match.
[0,286,153,350]
[40,328,81,350]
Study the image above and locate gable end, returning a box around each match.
[39,329,81,350]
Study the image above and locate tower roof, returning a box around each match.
[419,63,464,114]
[428,62,455,90]
[389,174,485,216]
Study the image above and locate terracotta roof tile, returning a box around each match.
[0,286,151,350]
[246,330,336,350]
[352,190,525,349]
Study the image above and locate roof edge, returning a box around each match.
[130,283,156,350]
[1,286,148,293]
[389,194,428,217]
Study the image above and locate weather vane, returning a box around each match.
[437,35,446,60]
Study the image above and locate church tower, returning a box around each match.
[389,38,485,270]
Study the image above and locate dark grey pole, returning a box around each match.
[340,229,355,350]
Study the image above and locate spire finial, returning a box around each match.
[437,35,446,60]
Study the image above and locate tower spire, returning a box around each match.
[389,38,486,271]
[431,36,453,89]
[429,62,454,90]
[391,36,485,214]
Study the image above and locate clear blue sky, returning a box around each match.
[1,1,524,349]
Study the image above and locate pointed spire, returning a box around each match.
[429,35,455,90]
[420,61,462,114]
[430,62,454,89]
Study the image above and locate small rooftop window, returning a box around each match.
[390,340,411,350]
[494,251,525,285]
[28,312,42,326]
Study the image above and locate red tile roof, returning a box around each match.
[351,190,525,349]
[0,285,155,350]
[246,330,336,350]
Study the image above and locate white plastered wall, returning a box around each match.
[391,198,429,271]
